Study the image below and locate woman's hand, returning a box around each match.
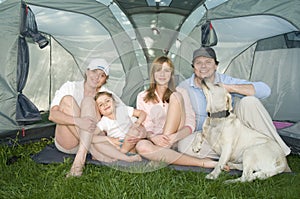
[165,133,177,146]
[150,134,171,148]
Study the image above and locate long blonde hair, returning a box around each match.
[144,56,176,103]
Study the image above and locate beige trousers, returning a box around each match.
[177,96,291,159]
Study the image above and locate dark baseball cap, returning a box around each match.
[192,47,218,64]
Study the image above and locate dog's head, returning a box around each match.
[201,79,233,114]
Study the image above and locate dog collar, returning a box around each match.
[207,110,230,118]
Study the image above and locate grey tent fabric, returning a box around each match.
[0,0,299,153]
[17,37,29,93]
[16,37,41,124]
[278,122,300,154]
[0,0,21,133]
[223,33,300,121]
[16,2,45,124]
[201,21,218,47]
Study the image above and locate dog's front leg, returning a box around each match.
[206,144,232,180]
[192,132,203,153]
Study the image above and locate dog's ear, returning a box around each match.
[226,93,233,111]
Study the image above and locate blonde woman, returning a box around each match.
[135,56,223,169]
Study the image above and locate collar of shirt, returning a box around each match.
[214,72,221,83]
[189,73,198,89]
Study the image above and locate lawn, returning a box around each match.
[0,138,299,199]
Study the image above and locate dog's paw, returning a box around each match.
[192,133,203,153]
[192,144,201,153]
[205,173,217,180]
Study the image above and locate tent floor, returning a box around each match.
[0,123,55,146]
[31,143,243,175]
[1,121,298,155]
[280,135,300,155]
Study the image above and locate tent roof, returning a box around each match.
[113,0,204,17]
[110,0,207,62]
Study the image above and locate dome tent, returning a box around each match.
[0,0,299,154]
[173,0,300,153]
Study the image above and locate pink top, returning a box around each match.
[136,87,195,135]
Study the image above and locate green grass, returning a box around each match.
[0,138,299,199]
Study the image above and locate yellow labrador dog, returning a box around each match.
[193,81,288,183]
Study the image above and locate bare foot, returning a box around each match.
[66,164,84,178]
[92,154,117,163]
[124,154,142,162]
[89,147,118,163]
[120,154,142,162]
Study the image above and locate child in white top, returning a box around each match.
[95,91,147,154]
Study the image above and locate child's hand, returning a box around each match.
[127,125,147,140]
[133,121,141,128]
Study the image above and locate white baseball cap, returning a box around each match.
[87,58,110,76]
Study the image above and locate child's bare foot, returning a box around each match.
[92,154,117,163]
[120,148,128,154]
[124,154,142,162]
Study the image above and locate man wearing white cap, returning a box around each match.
[49,58,125,176]
[87,58,110,77]
[177,47,291,160]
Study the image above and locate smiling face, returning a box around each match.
[193,56,218,83]
[86,69,107,89]
[95,93,115,118]
[154,62,173,86]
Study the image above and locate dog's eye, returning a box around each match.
[215,83,220,87]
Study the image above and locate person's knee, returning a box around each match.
[135,140,153,154]
[239,96,260,106]
[127,126,140,137]
[235,96,261,113]
[60,95,76,108]
[54,95,79,116]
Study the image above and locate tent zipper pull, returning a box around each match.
[22,127,25,137]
